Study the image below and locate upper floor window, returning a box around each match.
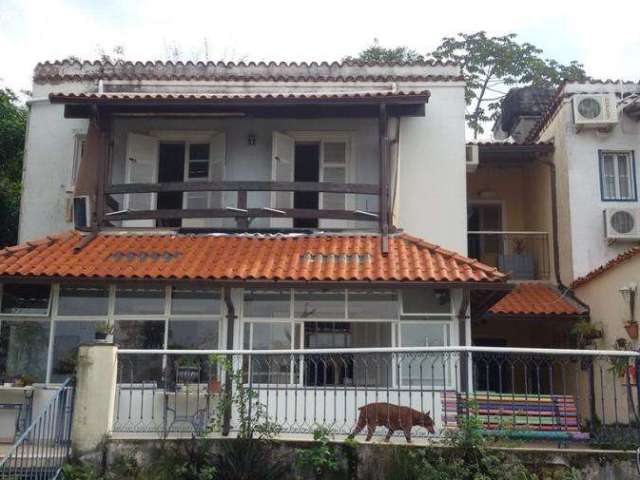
[599,151,637,201]
[71,133,87,186]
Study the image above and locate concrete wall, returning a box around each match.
[540,83,640,282]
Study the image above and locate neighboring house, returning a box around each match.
[0,59,514,441]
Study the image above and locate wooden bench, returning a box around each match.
[442,392,589,441]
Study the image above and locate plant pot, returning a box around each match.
[208,378,222,394]
[624,322,639,339]
[95,332,113,343]
[622,365,638,385]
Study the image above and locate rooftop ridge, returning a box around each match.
[572,246,640,288]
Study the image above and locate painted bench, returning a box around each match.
[442,392,590,441]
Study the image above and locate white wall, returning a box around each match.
[397,86,467,253]
[541,83,640,280]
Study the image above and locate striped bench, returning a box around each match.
[442,392,589,441]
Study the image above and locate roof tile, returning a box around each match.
[488,283,583,316]
[0,232,506,284]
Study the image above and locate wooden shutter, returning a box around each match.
[271,131,295,228]
[321,141,347,228]
[124,133,158,227]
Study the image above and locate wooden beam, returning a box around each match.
[106,207,378,222]
[93,107,109,231]
[236,190,249,229]
[105,180,379,195]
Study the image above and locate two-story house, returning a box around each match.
[0,59,515,439]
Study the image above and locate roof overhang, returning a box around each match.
[469,142,555,165]
[49,91,429,119]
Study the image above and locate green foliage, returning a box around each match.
[343,38,424,63]
[295,425,342,479]
[430,31,588,137]
[215,438,289,480]
[0,88,26,247]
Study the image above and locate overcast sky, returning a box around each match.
[1,0,639,95]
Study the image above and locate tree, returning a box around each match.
[430,32,588,137]
[343,38,424,63]
[0,89,27,246]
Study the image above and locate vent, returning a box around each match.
[604,208,640,240]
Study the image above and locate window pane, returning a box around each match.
[323,142,346,164]
[400,323,450,386]
[188,160,209,179]
[618,155,631,199]
[190,143,209,160]
[348,290,397,319]
[58,285,109,316]
[1,284,50,315]
[115,320,165,383]
[0,320,50,383]
[294,290,345,319]
[171,288,221,315]
[402,288,451,314]
[51,320,101,382]
[114,286,165,315]
[243,289,290,318]
[168,320,219,349]
[245,322,291,384]
[185,191,209,209]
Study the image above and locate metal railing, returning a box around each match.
[113,347,640,446]
[467,231,550,280]
[0,378,74,479]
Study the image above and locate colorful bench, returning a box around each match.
[442,392,589,441]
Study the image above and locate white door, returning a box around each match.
[124,133,158,227]
[320,141,348,229]
[271,131,295,228]
[182,132,225,228]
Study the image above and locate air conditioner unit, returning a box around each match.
[603,208,640,240]
[466,144,479,172]
[573,94,618,128]
[73,196,92,230]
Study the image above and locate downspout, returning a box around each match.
[540,157,590,315]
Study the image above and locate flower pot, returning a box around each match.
[208,378,222,394]
[622,365,638,386]
[95,332,113,343]
[624,322,639,339]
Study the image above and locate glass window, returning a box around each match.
[243,289,290,318]
[114,286,165,315]
[294,290,345,319]
[188,143,209,179]
[348,290,398,319]
[402,288,451,314]
[600,151,636,201]
[168,319,219,349]
[171,287,221,315]
[51,320,102,382]
[243,322,292,384]
[1,284,50,315]
[399,322,450,386]
[0,319,50,383]
[115,320,165,383]
[58,285,109,316]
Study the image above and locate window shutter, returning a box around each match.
[124,133,158,227]
[271,131,295,228]
[321,141,347,228]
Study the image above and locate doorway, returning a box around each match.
[156,143,185,227]
[467,203,503,266]
[293,144,320,228]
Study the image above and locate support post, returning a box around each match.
[93,107,110,231]
[236,190,249,229]
[71,344,117,455]
[378,104,390,254]
[222,288,236,436]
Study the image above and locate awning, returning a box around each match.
[484,283,586,319]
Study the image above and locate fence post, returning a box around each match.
[71,343,118,455]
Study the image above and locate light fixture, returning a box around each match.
[248,133,256,146]
[619,283,637,323]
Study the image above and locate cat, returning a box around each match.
[348,402,436,443]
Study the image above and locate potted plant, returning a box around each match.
[609,338,635,380]
[570,320,604,348]
[175,356,200,384]
[95,322,114,343]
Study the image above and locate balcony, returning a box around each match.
[467,231,550,281]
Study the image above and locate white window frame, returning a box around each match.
[599,150,637,201]
[0,283,53,317]
[70,132,87,188]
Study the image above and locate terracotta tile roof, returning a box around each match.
[0,232,506,284]
[34,60,461,84]
[572,247,640,288]
[49,90,430,105]
[488,283,584,316]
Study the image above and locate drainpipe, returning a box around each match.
[222,287,236,436]
[539,158,590,316]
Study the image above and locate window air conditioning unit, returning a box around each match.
[603,208,640,241]
[73,196,92,230]
[466,144,479,172]
[573,94,618,128]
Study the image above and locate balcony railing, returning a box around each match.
[467,231,550,281]
[113,347,640,447]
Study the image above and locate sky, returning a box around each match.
[0,0,639,95]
